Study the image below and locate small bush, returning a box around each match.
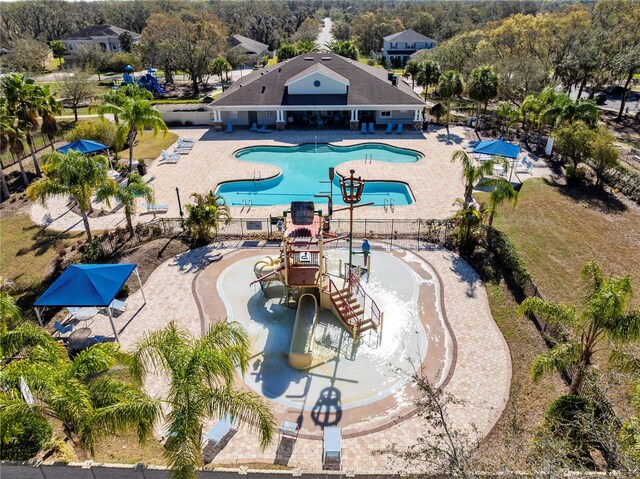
[117,284,130,298]
[367,59,375,66]
[0,414,52,461]
[79,239,106,263]
[565,165,587,185]
[106,52,141,73]
[65,118,116,148]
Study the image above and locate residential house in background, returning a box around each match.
[209,53,424,131]
[60,25,140,58]
[227,34,270,67]
[382,30,436,68]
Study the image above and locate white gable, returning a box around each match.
[285,65,349,95]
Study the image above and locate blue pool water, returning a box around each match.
[216,143,421,207]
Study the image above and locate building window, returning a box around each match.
[380,111,392,118]
[314,80,321,87]
[68,44,75,51]
[407,43,415,50]
[229,111,238,120]
[110,43,118,50]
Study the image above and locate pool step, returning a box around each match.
[357,318,376,334]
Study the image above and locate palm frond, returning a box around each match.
[206,387,276,449]
[519,297,578,329]
[0,322,65,360]
[69,342,129,380]
[531,341,581,383]
[580,261,605,297]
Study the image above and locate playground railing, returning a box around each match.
[348,269,382,331]
[326,276,361,339]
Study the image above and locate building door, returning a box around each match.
[248,111,258,125]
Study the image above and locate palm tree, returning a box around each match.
[437,70,464,132]
[0,291,21,333]
[131,322,276,479]
[0,98,23,194]
[210,58,232,92]
[479,177,519,226]
[0,323,161,458]
[452,198,488,251]
[496,102,520,137]
[467,66,499,115]
[37,84,62,150]
[416,60,441,100]
[403,60,421,89]
[96,173,154,234]
[1,73,44,177]
[26,150,113,241]
[451,149,497,204]
[519,261,640,395]
[325,40,358,60]
[295,39,320,53]
[185,191,231,245]
[98,96,168,172]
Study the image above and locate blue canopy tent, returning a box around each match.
[473,138,522,181]
[34,264,146,343]
[473,138,521,159]
[57,139,110,155]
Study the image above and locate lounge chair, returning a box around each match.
[368,123,374,133]
[257,125,271,133]
[159,157,179,165]
[108,299,127,314]
[384,123,393,134]
[173,148,192,155]
[396,123,403,134]
[179,137,196,143]
[226,123,233,133]
[360,123,367,134]
[202,414,237,463]
[323,426,342,470]
[54,321,73,336]
[515,161,533,175]
[176,141,193,150]
[143,203,169,216]
[250,122,259,132]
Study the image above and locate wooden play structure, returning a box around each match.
[252,201,384,370]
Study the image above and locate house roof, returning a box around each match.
[228,34,268,54]
[62,25,140,41]
[285,63,350,87]
[384,29,435,44]
[210,53,424,107]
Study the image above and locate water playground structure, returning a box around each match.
[251,170,383,370]
[122,65,166,96]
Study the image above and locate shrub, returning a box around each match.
[105,52,141,73]
[79,238,106,263]
[65,118,116,148]
[117,284,130,298]
[367,59,375,66]
[565,165,587,185]
[0,414,52,461]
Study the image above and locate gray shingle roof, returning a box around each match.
[211,53,424,107]
[228,34,268,55]
[285,63,350,86]
[384,29,435,44]
[62,25,140,41]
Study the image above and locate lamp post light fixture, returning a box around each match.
[339,169,365,284]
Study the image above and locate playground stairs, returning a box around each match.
[326,281,378,336]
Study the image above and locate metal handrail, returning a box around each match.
[348,270,382,330]
[326,276,362,338]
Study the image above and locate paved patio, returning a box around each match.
[80,242,510,472]
[30,124,550,233]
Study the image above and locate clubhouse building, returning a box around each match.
[208,53,425,131]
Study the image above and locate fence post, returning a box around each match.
[417,220,421,250]
[240,219,244,238]
[269,215,272,236]
[390,218,394,250]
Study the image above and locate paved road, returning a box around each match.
[569,85,640,116]
[316,17,333,49]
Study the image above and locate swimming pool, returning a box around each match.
[216,143,421,207]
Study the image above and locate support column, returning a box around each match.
[212,110,223,131]
[134,267,146,305]
[413,108,423,131]
[106,307,120,344]
[276,109,286,131]
[349,109,359,131]
[35,307,43,326]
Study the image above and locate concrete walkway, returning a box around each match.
[84,243,510,472]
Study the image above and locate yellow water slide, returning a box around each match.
[253,255,283,282]
[288,292,319,370]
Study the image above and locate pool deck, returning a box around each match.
[29,125,550,233]
[83,243,511,472]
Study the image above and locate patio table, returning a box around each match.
[279,420,299,438]
[68,307,99,322]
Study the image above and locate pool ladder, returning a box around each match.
[383,198,395,213]
[252,170,261,183]
[365,154,373,164]
[241,198,252,212]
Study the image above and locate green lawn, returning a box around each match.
[125,132,178,161]
[485,178,640,307]
[0,213,84,306]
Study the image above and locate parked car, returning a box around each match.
[594,92,607,105]
[626,91,639,101]
[603,85,627,95]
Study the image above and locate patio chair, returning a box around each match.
[179,137,196,143]
[323,427,342,470]
[202,414,237,463]
[396,123,403,134]
[108,299,127,314]
[368,123,374,133]
[250,122,259,132]
[360,123,367,134]
[317,118,324,128]
[226,123,233,133]
[257,125,271,133]
[159,156,179,165]
[143,203,169,216]
[515,160,533,175]
[172,148,192,155]
[384,123,394,134]
[54,321,73,336]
